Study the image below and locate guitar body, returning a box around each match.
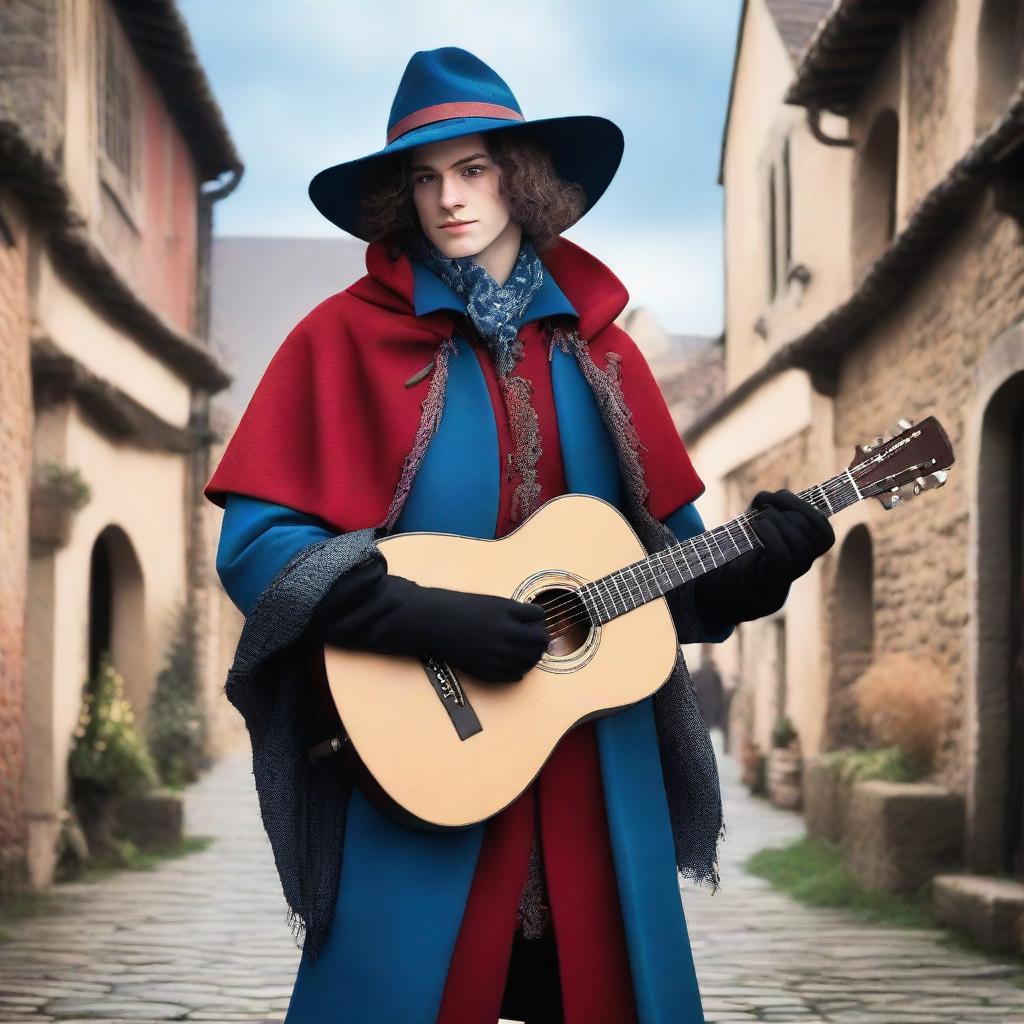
[322,493,679,831]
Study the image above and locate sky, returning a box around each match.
[179,1,744,337]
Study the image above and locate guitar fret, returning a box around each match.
[690,538,707,574]
[580,466,872,629]
[610,570,628,616]
[737,515,758,551]
[700,532,718,570]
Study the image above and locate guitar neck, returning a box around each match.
[579,469,864,626]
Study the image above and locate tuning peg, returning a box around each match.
[887,417,913,438]
[878,489,902,510]
[862,434,886,452]
[902,470,948,494]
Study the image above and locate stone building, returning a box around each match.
[688,0,1024,887]
[0,0,242,888]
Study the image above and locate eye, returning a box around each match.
[413,165,486,186]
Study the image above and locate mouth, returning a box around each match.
[440,221,475,231]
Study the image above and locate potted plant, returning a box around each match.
[740,735,766,794]
[67,654,158,862]
[767,714,802,809]
[841,652,962,893]
[30,462,91,547]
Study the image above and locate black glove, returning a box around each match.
[692,488,835,635]
[309,555,550,683]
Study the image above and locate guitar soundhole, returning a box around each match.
[533,587,590,657]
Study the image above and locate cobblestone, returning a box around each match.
[682,733,1024,1022]
[2,739,1024,1022]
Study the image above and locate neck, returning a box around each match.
[579,469,864,626]
[471,219,523,285]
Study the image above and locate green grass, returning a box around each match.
[0,834,215,940]
[73,834,215,883]
[747,835,1024,973]
[746,835,935,928]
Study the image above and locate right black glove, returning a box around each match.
[309,556,550,683]
[692,488,834,635]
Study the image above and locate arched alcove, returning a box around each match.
[972,368,1024,875]
[86,525,147,722]
[827,524,875,747]
[976,0,1024,133]
[852,108,899,282]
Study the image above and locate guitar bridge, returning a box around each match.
[426,657,465,706]
[421,657,483,741]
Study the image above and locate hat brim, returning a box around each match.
[308,114,624,241]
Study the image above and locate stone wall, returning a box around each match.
[0,190,31,890]
[831,195,1024,795]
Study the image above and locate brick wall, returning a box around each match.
[0,191,32,891]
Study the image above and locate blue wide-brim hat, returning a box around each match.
[309,46,624,241]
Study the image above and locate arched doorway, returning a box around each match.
[86,526,147,723]
[827,524,874,748]
[973,369,1024,875]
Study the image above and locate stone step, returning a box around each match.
[933,873,1024,954]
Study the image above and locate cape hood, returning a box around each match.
[204,235,704,531]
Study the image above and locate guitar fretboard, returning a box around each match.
[579,469,864,626]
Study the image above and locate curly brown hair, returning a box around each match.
[355,128,587,256]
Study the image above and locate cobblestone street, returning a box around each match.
[2,739,1024,1023]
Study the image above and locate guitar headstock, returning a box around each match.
[851,415,955,510]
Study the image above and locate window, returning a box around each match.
[782,137,793,270]
[767,166,778,300]
[97,4,138,203]
[765,136,794,308]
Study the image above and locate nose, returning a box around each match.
[439,172,466,212]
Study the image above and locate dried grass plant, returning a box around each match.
[851,651,955,774]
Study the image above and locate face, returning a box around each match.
[409,133,518,260]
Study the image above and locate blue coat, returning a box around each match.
[216,260,731,1023]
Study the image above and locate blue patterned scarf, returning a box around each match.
[410,232,545,378]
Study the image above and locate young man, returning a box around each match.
[205,47,833,1023]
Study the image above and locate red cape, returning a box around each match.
[204,236,704,525]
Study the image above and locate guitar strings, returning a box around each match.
[541,468,884,641]
[536,458,885,644]
[538,455,882,628]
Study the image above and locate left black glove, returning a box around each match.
[691,488,835,636]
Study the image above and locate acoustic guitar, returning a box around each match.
[310,415,954,831]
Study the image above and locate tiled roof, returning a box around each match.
[649,337,727,435]
[765,0,835,63]
[784,0,923,114]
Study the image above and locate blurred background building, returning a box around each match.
[0,0,243,889]
[3,0,1022,953]
[688,0,1024,903]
